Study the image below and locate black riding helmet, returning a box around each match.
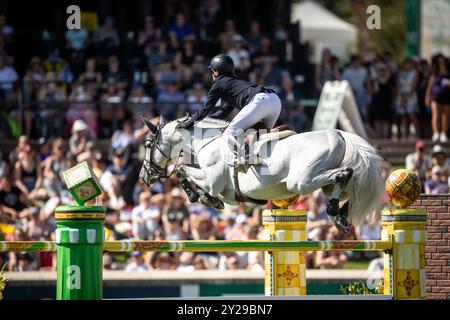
[208,54,235,75]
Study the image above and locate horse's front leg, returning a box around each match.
[179,165,224,209]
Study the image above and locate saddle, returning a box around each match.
[233,123,297,205]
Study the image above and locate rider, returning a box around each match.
[177,53,282,172]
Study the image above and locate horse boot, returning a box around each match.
[198,188,225,209]
[177,171,199,203]
[326,167,353,233]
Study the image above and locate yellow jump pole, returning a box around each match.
[262,209,307,296]
[382,208,427,299]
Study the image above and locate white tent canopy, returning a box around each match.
[291,0,358,62]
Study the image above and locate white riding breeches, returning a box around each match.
[220,92,282,165]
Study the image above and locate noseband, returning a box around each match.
[142,122,182,181]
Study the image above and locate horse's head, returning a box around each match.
[139,116,180,187]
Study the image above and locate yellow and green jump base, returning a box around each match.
[0,206,427,300]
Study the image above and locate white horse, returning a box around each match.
[140,117,385,232]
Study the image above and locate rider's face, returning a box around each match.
[211,69,219,79]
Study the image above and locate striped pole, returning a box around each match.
[0,240,393,253]
[54,205,105,300]
[262,209,307,296]
[381,208,427,299]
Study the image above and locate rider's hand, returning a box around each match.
[177,116,195,129]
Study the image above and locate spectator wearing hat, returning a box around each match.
[227,34,251,79]
[69,119,94,158]
[162,188,190,239]
[125,251,149,272]
[431,144,450,175]
[405,140,432,187]
[425,165,449,194]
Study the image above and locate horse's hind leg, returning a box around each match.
[292,166,353,233]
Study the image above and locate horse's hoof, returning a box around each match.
[198,190,224,209]
[326,198,339,216]
[331,214,352,234]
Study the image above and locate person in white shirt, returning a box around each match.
[131,191,161,240]
[227,34,251,76]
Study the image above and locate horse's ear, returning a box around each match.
[141,115,157,134]
[159,115,166,126]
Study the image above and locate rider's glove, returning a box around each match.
[177,114,196,129]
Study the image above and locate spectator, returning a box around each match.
[37,72,67,139]
[342,54,368,120]
[431,145,450,173]
[127,83,153,127]
[153,252,177,270]
[218,20,238,52]
[111,119,137,153]
[156,80,185,120]
[191,214,215,241]
[176,39,197,82]
[69,119,94,158]
[315,48,340,90]
[163,188,190,235]
[23,57,46,103]
[66,82,97,137]
[306,195,331,240]
[405,140,432,187]
[368,62,396,139]
[395,58,420,140]
[425,165,449,194]
[227,34,251,79]
[105,55,124,83]
[99,79,126,138]
[188,54,210,87]
[42,138,68,199]
[65,27,89,54]
[315,227,347,269]
[0,175,27,221]
[246,20,263,54]
[125,251,149,272]
[93,17,120,56]
[426,54,450,142]
[0,53,18,100]
[100,148,130,210]
[0,13,13,43]
[138,15,162,56]
[14,147,43,197]
[278,74,304,128]
[168,12,196,50]
[252,36,278,75]
[78,57,102,98]
[131,191,160,240]
[186,82,207,113]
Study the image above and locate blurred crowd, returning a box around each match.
[0,10,310,140]
[316,50,450,142]
[406,140,450,194]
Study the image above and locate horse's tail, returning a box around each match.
[339,130,385,225]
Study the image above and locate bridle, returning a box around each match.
[142,122,182,180]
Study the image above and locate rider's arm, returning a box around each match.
[180,81,222,127]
